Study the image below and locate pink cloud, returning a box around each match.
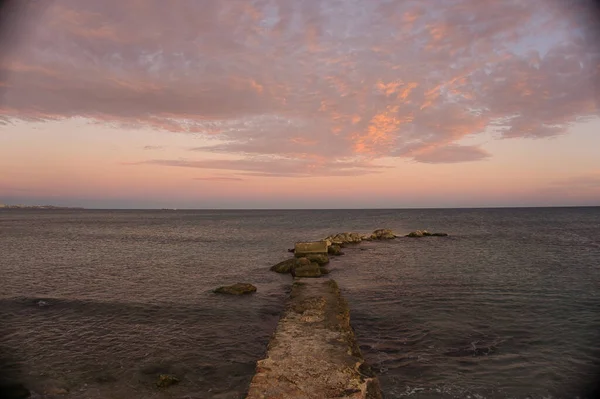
[127,157,389,177]
[412,145,491,164]
[193,177,244,182]
[0,0,598,176]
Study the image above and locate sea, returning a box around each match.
[0,208,599,399]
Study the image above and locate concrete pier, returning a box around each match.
[245,278,382,399]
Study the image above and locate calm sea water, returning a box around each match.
[1,208,599,399]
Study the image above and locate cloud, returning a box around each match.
[550,172,600,189]
[412,145,491,164]
[1,0,599,174]
[127,157,388,177]
[143,145,164,150]
[193,176,244,182]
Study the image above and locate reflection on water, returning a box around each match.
[1,208,599,398]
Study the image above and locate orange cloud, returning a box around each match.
[398,82,418,100]
[376,80,402,96]
[354,105,412,154]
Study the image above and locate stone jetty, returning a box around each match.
[246,228,448,398]
[245,278,382,399]
[246,236,388,399]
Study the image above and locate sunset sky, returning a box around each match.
[1,0,599,208]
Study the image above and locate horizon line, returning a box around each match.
[2,205,599,211]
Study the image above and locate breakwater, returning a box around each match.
[245,278,383,399]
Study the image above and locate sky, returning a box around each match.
[0,0,599,209]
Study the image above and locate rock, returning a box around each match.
[370,229,396,240]
[319,267,330,275]
[297,257,311,266]
[406,230,428,237]
[294,241,328,257]
[406,230,448,237]
[300,253,329,265]
[323,232,363,245]
[270,258,298,273]
[214,283,257,295]
[287,248,295,253]
[327,244,343,256]
[156,374,179,388]
[294,263,322,278]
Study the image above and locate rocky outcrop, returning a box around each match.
[328,244,344,256]
[370,228,396,240]
[214,283,257,295]
[245,279,382,399]
[323,232,363,245]
[406,230,448,237]
[156,374,179,388]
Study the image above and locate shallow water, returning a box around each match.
[1,208,599,398]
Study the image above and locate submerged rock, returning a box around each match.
[294,263,322,278]
[370,229,396,240]
[327,244,343,256]
[214,283,257,295]
[299,253,329,265]
[156,374,179,388]
[270,258,298,273]
[406,230,448,237]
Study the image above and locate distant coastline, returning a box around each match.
[0,204,84,210]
